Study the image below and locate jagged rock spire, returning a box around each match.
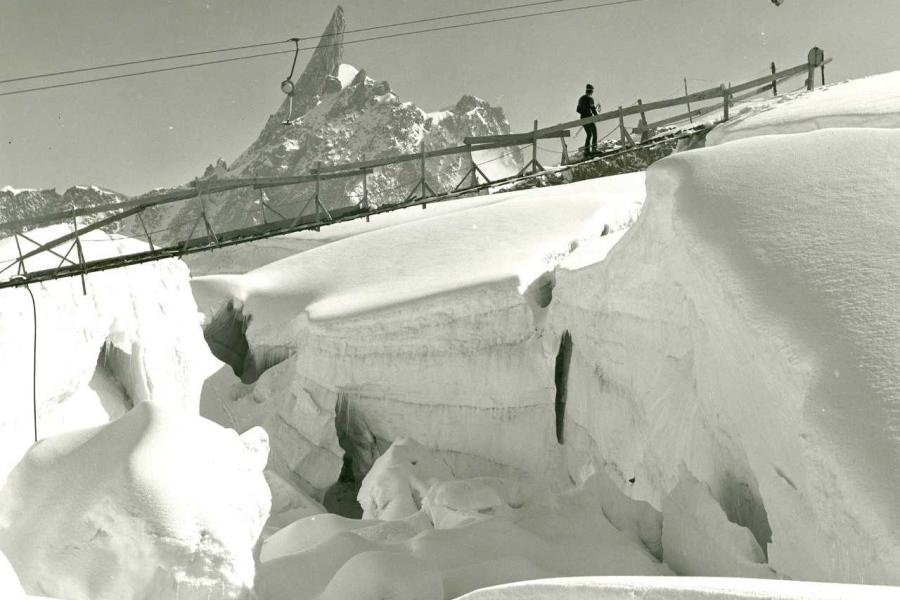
[277,6,345,120]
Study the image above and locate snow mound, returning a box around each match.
[552,126,900,583]
[0,403,271,599]
[455,577,900,600]
[707,69,900,146]
[256,438,666,600]
[358,437,453,520]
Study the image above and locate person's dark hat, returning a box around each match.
[585,84,594,92]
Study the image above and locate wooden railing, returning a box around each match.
[0,47,829,288]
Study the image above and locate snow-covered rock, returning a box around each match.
[0,402,270,600]
[0,226,218,480]
[0,185,127,234]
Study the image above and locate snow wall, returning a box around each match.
[0,226,218,480]
[196,72,900,584]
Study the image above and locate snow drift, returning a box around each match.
[0,402,270,600]
[255,438,667,600]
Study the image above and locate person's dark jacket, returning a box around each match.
[577,94,598,118]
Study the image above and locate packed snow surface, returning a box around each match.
[193,174,645,326]
[0,403,270,600]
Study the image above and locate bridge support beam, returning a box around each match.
[517,120,544,176]
[406,141,436,204]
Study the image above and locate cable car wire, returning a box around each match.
[0,0,567,86]
[0,0,646,98]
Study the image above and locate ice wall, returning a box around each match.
[551,127,900,583]
[198,177,643,496]
[0,226,218,480]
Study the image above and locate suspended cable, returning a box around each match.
[0,0,567,86]
[0,0,648,98]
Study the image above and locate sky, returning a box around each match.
[1,0,899,196]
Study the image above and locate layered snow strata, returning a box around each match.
[0,225,217,479]
[0,402,271,600]
[551,127,900,583]
[196,175,645,493]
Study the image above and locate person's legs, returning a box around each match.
[584,123,597,153]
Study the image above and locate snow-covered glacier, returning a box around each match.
[195,70,900,590]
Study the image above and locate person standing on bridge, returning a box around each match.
[577,84,599,155]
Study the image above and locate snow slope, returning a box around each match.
[707,70,900,146]
[0,402,270,600]
[0,226,218,480]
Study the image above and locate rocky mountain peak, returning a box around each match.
[275,6,345,122]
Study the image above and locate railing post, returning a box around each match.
[560,135,569,166]
[617,106,634,148]
[361,169,369,210]
[258,189,267,224]
[807,47,824,91]
[467,143,478,188]
[771,61,778,96]
[721,84,730,121]
[637,99,649,142]
[420,141,426,188]
[531,120,538,175]
[684,77,693,123]
[13,233,26,276]
[71,208,87,295]
[420,141,427,208]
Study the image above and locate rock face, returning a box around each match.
[0,185,127,234]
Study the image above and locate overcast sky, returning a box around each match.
[2,0,899,195]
